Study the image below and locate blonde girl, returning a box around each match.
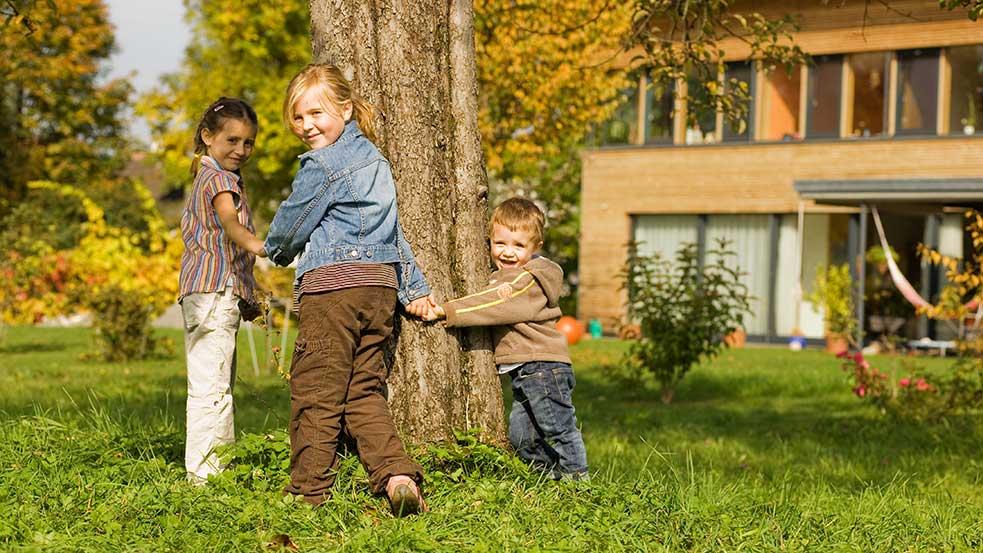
[264,65,431,515]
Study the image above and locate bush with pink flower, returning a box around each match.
[839,349,981,420]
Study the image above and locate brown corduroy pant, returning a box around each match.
[283,286,423,505]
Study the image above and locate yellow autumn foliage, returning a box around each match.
[475,0,633,177]
[0,182,180,325]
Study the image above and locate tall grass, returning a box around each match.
[1,327,981,551]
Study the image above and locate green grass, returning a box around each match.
[1,326,981,551]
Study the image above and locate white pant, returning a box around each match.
[182,286,240,483]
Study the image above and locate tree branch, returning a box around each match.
[509,0,616,37]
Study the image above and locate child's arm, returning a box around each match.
[213,192,266,257]
[434,270,545,327]
[394,220,432,305]
[263,159,333,266]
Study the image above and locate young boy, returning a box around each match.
[425,197,588,480]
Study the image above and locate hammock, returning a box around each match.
[870,206,978,314]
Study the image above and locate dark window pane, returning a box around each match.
[598,81,639,145]
[723,62,754,142]
[850,52,888,137]
[896,48,939,135]
[764,66,801,141]
[686,73,717,144]
[948,44,983,136]
[645,78,673,144]
[807,55,842,138]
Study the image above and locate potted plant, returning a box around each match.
[961,92,977,136]
[807,264,857,354]
[724,327,747,348]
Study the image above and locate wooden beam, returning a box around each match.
[887,53,898,136]
[938,48,951,136]
[798,65,809,138]
[635,74,647,146]
[673,77,687,145]
[841,55,854,138]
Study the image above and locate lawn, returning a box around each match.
[1,326,981,551]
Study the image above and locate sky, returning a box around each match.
[104,0,191,142]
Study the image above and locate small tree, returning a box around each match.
[622,239,751,403]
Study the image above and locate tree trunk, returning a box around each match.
[308,0,505,444]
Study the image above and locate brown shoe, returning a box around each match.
[388,482,421,517]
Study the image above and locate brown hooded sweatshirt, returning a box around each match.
[442,256,571,365]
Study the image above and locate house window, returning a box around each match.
[806,55,843,138]
[706,215,772,335]
[723,61,754,142]
[685,74,718,144]
[896,48,939,135]
[948,44,983,136]
[850,52,889,138]
[763,66,802,141]
[632,215,699,260]
[597,80,640,145]
[645,77,674,144]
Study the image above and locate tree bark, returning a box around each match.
[308,0,505,444]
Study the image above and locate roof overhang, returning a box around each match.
[795,178,983,205]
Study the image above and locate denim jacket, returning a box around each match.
[263,121,430,305]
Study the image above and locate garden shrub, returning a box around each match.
[621,239,751,403]
[86,287,173,362]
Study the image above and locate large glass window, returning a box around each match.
[645,77,674,144]
[763,66,802,141]
[632,215,699,260]
[807,55,843,138]
[896,48,939,135]
[596,81,640,145]
[706,215,772,335]
[850,52,889,137]
[723,61,754,142]
[948,44,983,136]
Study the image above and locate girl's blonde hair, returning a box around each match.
[283,64,378,144]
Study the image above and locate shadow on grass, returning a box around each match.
[573,365,983,490]
[0,342,68,354]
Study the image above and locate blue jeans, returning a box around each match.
[508,361,588,479]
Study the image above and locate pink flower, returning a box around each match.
[854,385,867,398]
[915,379,930,391]
[898,378,910,388]
[853,352,866,364]
[859,360,870,370]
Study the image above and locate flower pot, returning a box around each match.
[724,328,746,348]
[825,334,849,355]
